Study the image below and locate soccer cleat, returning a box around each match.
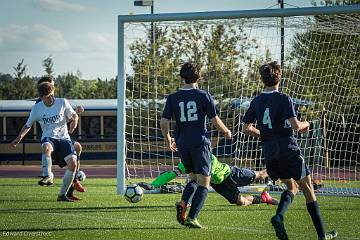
[175,200,187,225]
[67,195,81,201]
[261,191,279,205]
[184,218,203,229]
[73,180,86,192]
[318,230,338,240]
[38,176,54,186]
[271,215,288,240]
[57,195,74,202]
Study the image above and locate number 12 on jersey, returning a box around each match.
[179,101,198,122]
[263,108,273,129]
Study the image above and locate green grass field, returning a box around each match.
[0,178,359,240]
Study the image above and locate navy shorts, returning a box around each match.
[177,141,212,176]
[211,167,256,204]
[262,136,310,181]
[41,138,76,168]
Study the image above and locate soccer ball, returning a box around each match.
[76,170,86,181]
[124,184,143,203]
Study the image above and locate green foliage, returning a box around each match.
[42,55,54,77]
[287,13,360,122]
[0,57,117,100]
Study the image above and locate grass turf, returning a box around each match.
[0,178,359,240]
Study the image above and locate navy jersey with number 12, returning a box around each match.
[242,90,297,141]
[162,88,217,147]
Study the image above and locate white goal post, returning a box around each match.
[117,5,360,195]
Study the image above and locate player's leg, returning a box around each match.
[57,140,77,202]
[271,178,297,240]
[296,175,337,240]
[184,144,212,228]
[39,141,54,186]
[175,149,196,225]
[72,141,86,192]
[227,167,278,206]
[176,172,197,225]
[58,155,77,202]
[184,174,210,228]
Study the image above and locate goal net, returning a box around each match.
[117,6,360,196]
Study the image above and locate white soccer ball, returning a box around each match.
[124,184,143,203]
[76,170,86,181]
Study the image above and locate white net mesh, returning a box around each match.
[123,13,360,196]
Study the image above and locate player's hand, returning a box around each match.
[10,137,20,148]
[169,138,177,152]
[224,130,232,139]
[298,121,310,133]
[76,105,84,114]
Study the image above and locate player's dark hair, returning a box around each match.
[37,76,54,86]
[259,61,281,87]
[180,62,200,84]
[38,82,55,97]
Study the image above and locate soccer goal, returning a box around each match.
[117,5,360,196]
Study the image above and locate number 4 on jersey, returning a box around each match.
[263,108,272,129]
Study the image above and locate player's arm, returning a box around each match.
[242,123,261,138]
[10,125,31,148]
[288,117,309,133]
[11,108,36,148]
[68,113,79,134]
[211,116,232,139]
[160,118,176,152]
[285,96,309,133]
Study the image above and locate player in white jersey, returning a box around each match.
[35,76,86,200]
[11,82,79,202]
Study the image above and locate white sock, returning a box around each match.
[59,170,74,196]
[42,154,53,178]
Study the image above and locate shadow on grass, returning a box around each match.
[1,226,180,232]
[0,205,174,214]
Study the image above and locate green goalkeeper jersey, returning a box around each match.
[210,154,231,184]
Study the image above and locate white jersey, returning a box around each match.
[25,98,76,141]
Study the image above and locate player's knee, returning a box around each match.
[196,175,210,188]
[74,142,82,155]
[41,144,52,155]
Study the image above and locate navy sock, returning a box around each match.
[306,201,325,238]
[66,185,74,197]
[187,185,208,220]
[276,190,294,219]
[182,180,197,205]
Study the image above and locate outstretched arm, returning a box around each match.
[10,125,31,148]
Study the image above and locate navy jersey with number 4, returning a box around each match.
[162,88,217,147]
[242,91,297,141]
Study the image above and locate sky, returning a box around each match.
[0,0,315,80]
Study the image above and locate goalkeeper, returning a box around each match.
[145,155,278,204]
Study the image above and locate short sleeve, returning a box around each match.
[284,96,296,119]
[205,92,217,119]
[242,101,256,124]
[162,95,173,120]
[25,107,36,128]
[64,99,76,120]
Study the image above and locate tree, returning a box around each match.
[42,55,55,77]
[9,59,36,99]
